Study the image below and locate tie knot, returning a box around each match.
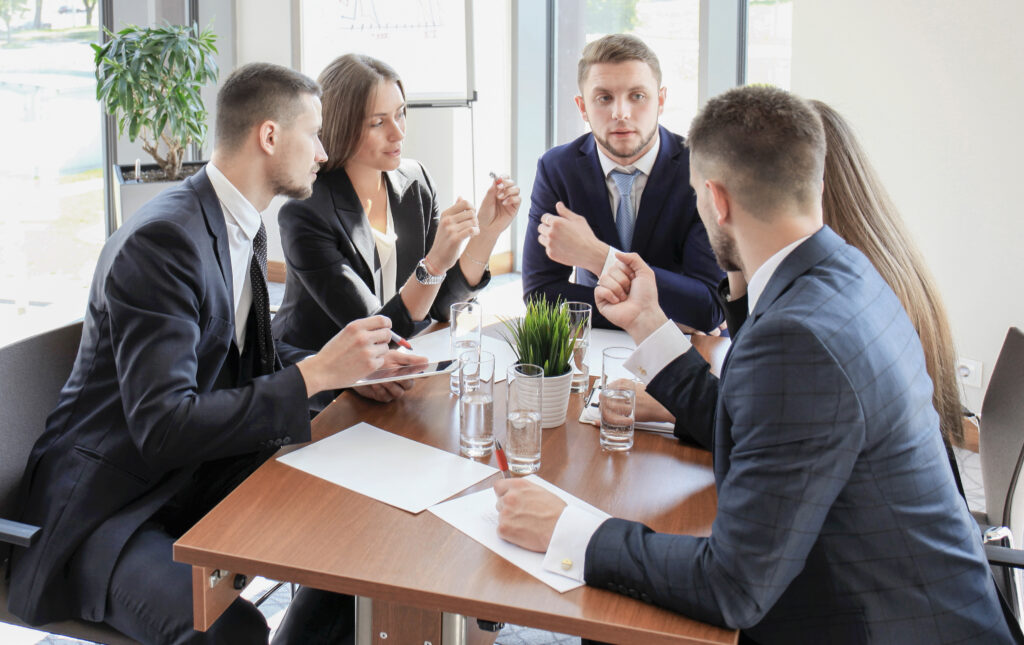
[610,168,641,196]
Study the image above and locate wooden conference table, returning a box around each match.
[174,363,736,644]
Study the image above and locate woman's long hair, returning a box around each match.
[812,99,963,444]
[317,54,404,173]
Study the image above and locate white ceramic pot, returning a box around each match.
[540,370,573,428]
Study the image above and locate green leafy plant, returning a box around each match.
[92,22,218,180]
[502,298,580,378]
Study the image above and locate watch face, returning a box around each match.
[416,261,443,284]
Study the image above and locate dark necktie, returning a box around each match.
[250,221,277,374]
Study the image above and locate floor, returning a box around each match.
[0,273,989,645]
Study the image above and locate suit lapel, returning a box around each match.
[387,167,421,289]
[190,167,233,296]
[327,169,377,278]
[575,135,619,245]
[631,127,681,253]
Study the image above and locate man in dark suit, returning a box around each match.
[7,63,422,644]
[521,33,723,331]
[495,86,1012,643]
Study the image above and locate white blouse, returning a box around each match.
[371,197,398,306]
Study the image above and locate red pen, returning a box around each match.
[494,440,511,479]
[390,331,413,350]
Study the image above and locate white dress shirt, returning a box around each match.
[542,232,814,582]
[371,198,398,306]
[596,136,661,276]
[205,162,263,351]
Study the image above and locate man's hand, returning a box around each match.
[594,252,668,344]
[494,478,567,553]
[352,351,429,402]
[426,198,479,273]
[297,316,393,396]
[537,202,609,275]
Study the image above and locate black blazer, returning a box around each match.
[8,169,312,625]
[272,160,488,353]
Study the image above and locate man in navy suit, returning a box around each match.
[520,34,723,331]
[7,63,422,644]
[495,86,1012,643]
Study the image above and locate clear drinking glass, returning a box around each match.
[459,350,495,458]
[600,347,636,451]
[449,301,482,395]
[505,363,544,474]
[562,301,592,393]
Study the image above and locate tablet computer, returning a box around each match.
[354,359,458,386]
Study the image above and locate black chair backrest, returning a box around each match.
[980,327,1024,533]
[0,321,83,520]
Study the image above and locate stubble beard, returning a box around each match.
[595,122,659,164]
[709,226,742,272]
[272,164,319,200]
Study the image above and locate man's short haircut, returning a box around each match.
[215,63,321,152]
[577,33,662,90]
[687,85,825,217]
[317,53,405,172]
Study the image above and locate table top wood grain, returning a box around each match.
[174,371,735,645]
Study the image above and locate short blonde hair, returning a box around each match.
[577,34,661,90]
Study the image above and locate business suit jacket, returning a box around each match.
[521,126,723,330]
[585,227,1011,643]
[8,169,312,625]
[272,160,488,353]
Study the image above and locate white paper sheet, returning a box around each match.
[578,385,676,434]
[277,423,497,514]
[428,475,610,592]
[585,328,635,372]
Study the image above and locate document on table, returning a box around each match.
[402,328,520,382]
[584,328,635,372]
[277,423,497,514]
[578,385,675,434]
[429,475,610,592]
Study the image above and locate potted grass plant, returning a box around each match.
[92,21,218,224]
[502,298,580,428]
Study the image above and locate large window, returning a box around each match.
[553,0,701,145]
[745,0,792,89]
[0,4,104,345]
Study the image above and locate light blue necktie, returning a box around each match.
[611,168,641,251]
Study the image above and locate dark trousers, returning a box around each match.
[102,522,355,645]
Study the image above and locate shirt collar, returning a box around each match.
[597,130,661,178]
[746,234,813,314]
[205,161,262,240]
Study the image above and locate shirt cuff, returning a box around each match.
[624,320,692,385]
[599,246,621,277]
[542,505,608,582]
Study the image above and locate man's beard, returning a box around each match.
[594,122,658,162]
[272,165,318,200]
[708,226,742,272]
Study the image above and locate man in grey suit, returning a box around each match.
[495,86,1012,643]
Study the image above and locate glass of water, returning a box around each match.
[449,301,482,395]
[459,350,495,458]
[505,363,544,474]
[600,347,636,451]
[561,301,592,393]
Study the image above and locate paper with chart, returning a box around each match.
[277,423,497,513]
[429,475,610,592]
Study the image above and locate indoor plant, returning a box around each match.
[502,298,580,427]
[92,22,218,221]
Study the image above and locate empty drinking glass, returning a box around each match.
[505,363,544,474]
[561,301,592,394]
[450,301,482,395]
[459,350,495,458]
[600,347,636,451]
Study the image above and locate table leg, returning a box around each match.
[354,598,499,645]
[190,565,247,631]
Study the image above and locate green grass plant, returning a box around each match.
[501,298,580,377]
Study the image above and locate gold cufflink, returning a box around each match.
[637,367,647,376]
[561,558,573,571]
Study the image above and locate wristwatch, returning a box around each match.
[414,258,445,285]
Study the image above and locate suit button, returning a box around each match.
[281,436,291,445]
[617,584,627,594]
[628,589,639,599]
[641,593,651,603]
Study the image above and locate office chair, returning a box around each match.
[972,327,1024,635]
[0,321,138,645]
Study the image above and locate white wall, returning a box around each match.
[791,0,1024,413]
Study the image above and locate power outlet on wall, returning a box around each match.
[956,357,983,389]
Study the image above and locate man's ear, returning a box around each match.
[657,86,666,116]
[258,120,278,155]
[574,95,589,124]
[707,180,731,228]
